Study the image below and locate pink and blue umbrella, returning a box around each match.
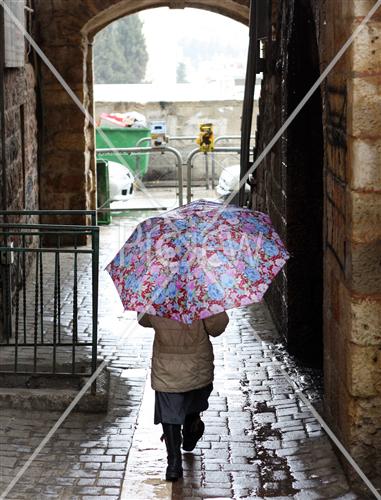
[106,200,290,324]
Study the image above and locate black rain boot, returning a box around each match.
[182,412,205,452]
[162,423,183,481]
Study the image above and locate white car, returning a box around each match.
[107,160,135,201]
[216,164,251,201]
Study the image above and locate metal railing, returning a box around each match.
[97,146,184,206]
[135,136,213,189]
[211,135,256,190]
[135,135,255,190]
[186,147,241,203]
[0,211,99,389]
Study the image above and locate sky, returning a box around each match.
[139,8,249,87]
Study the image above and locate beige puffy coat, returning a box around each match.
[138,312,229,393]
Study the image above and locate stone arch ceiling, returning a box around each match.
[81,0,250,36]
[33,0,250,213]
[35,0,249,42]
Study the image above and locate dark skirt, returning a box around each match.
[154,383,213,425]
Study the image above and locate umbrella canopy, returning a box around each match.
[106,200,289,324]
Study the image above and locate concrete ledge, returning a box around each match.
[0,369,110,413]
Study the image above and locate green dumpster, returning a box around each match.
[96,127,151,177]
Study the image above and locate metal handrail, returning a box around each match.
[135,135,254,147]
[96,146,184,206]
[167,135,198,142]
[135,135,199,147]
[186,147,241,203]
[133,136,254,191]
[0,212,99,392]
[135,136,151,147]
[214,135,255,145]
[210,136,255,189]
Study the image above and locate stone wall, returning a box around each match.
[1,64,38,212]
[253,0,381,491]
[253,0,324,364]
[33,0,250,219]
[0,62,39,339]
[30,0,381,489]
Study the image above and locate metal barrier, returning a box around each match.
[135,135,197,147]
[135,136,216,189]
[210,135,256,189]
[0,211,99,389]
[186,147,241,203]
[135,135,255,190]
[97,146,184,206]
[98,137,254,207]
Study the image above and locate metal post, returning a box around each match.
[177,153,184,207]
[239,0,259,206]
[187,154,193,204]
[211,136,256,190]
[186,147,241,204]
[0,4,7,212]
[96,146,184,206]
[1,254,13,340]
[135,137,151,147]
[211,153,216,190]
[91,226,99,393]
[204,153,209,190]
[135,137,150,181]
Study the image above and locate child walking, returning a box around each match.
[138,311,229,481]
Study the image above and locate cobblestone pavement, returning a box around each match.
[172,307,361,499]
[0,215,364,499]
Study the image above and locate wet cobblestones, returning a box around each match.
[172,308,361,499]
[0,216,363,499]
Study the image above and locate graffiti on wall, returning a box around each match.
[326,84,347,178]
[325,84,347,270]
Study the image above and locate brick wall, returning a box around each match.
[253,0,324,364]
[2,64,38,212]
[253,0,381,491]
[0,62,39,340]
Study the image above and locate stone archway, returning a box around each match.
[34,0,250,216]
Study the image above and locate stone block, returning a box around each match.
[347,191,381,243]
[4,108,20,139]
[350,240,381,294]
[43,85,84,107]
[37,14,84,47]
[53,132,87,153]
[41,151,86,174]
[340,392,381,491]
[348,137,381,191]
[347,342,380,397]
[69,192,89,211]
[4,67,27,108]
[349,296,381,346]
[40,47,85,85]
[348,76,381,138]
[352,17,381,74]
[0,370,109,412]
[352,0,381,17]
[44,105,87,133]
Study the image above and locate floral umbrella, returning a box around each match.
[106,200,289,324]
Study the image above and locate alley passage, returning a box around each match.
[0,215,360,499]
